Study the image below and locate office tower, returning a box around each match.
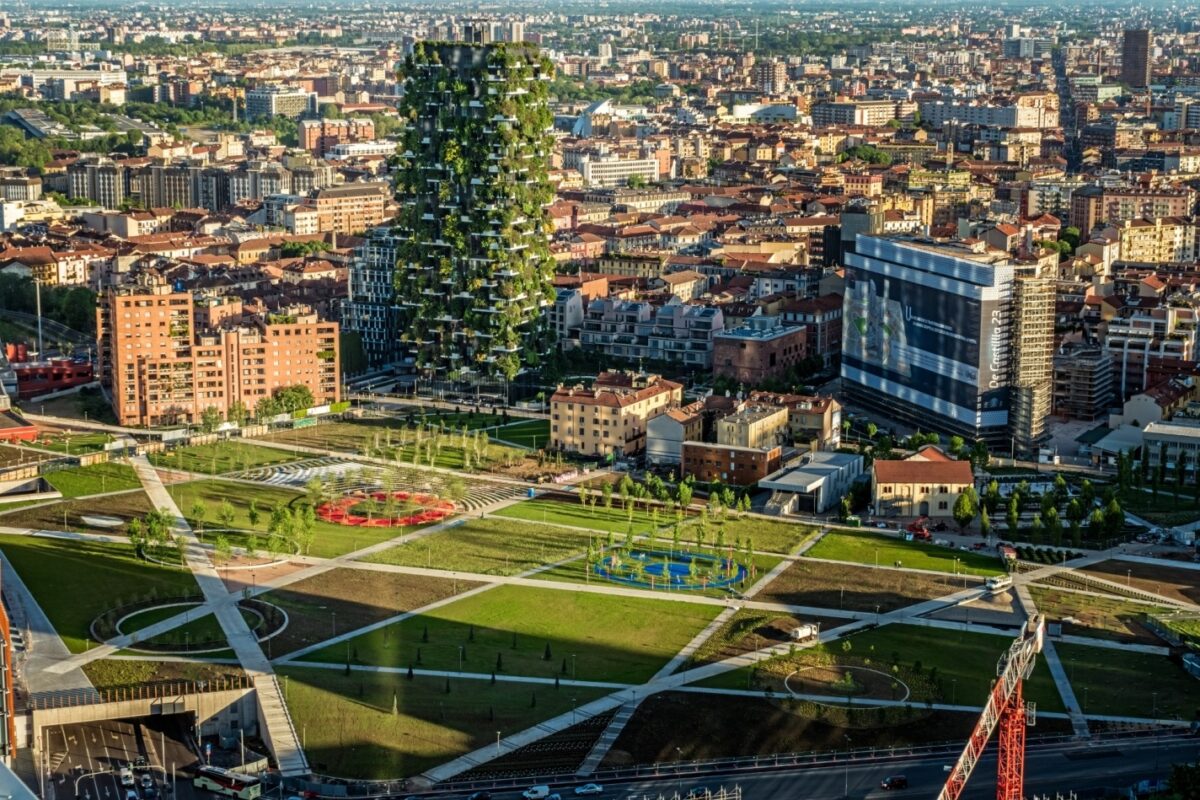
[840,236,1054,454]
[1121,28,1151,88]
[392,42,555,380]
[344,228,401,368]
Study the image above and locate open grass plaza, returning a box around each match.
[1,412,1196,797]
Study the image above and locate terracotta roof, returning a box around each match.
[873,459,973,485]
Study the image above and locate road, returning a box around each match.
[43,717,203,800]
[442,735,1199,800]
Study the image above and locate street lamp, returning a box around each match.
[843,734,852,798]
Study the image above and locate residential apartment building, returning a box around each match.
[579,297,725,369]
[781,294,843,366]
[67,156,125,208]
[1104,306,1199,398]
[549,371,683,457]
[1121,28,1152,88]
[1069,186,1194,234]
[1111,217,1196,264]
[299,117,376,157]
[245,84,317,120]
[715,405,790,449]
[97,276,340,427]
[712,314,807,384]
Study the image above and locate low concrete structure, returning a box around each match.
[759,451,864,514]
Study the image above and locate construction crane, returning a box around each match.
[938,615,1046,800]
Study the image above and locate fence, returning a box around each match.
[285,728,1193,799]
[27,675,255,710]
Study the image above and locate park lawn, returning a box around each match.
[1055,642,1199,719]
[149,442,300,475]
[32,432,117,455]
[43,462,142,498]
[806,530,1004,577]
[363,517,595,576]
[263,420,523,469]
[297,584,721,684]
[683,516,818,555]
[279,666,610,780]
[493,497,666,536]
[122,603,258,650]
[490,418,550,448]
[169,479,410,559]
[694,624,1063,713]
[0,536,197,652]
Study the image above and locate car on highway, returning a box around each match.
[574,784,603,796]
[119,768,136,787]
[467,793,492,800]
[522,787,551,800]
[140,775,154,790]
[880,775,908,790]
[125,790,139,800]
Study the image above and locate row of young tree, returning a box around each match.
[949,476,1125,547]
[197,384,317,432]
[843,421,992,469]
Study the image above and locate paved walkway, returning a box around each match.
[0,554,94,695]
[1015,582,1089,738]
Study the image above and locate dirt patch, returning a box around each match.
[602,692,1073,766]
[0,490,153,532]
[260,567,480,656]
[220,560,310,594]
[81,659,245,691]
[1028,586,1165,645]
[1080,560,1200,605]
[756,560,978,613]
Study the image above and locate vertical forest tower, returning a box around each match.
[393,42,556,380]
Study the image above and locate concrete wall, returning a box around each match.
[30,688,257,749]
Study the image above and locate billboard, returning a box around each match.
[843,266,1009,421]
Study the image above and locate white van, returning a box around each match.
[119,768,135,787]
[985,575,1013,593]
[524,787,551,800]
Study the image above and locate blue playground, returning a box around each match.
[591,547,747,590]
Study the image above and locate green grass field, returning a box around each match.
[0,536,197,652]
[806,530,1004,577]
[1028,586,1166,643]
[279,666,609,779]
[1055,642,1199,718]
[493,498,665,535]
[122,603,257,649]
[43,462,142,498]
[685,516,818,555]
[263,421,523,469]
[34,432,117,454]
[170,480,411,558]
[490,419,550,448]
[364,517,594,576]
[149,442,300,475]
[530,551,783,599]
[297,584,720,684]
[696,623,1063,713]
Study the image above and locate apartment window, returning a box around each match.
[938,501,948,510]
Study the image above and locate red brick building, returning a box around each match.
[299,118,376,158]
[713,314,807,384]
[681,441,782,485]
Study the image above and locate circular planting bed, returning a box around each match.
[783,665,911,708]
[316,491,455,528]
[96,598,288,654]
[591,547,746,591]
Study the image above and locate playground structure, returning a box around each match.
[591,547,748,591]
[939,614,1045,800]
[316,491,456,527]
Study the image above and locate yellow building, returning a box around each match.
[716,405,790,449]
[550,371,683,457]
[871,452,975,519]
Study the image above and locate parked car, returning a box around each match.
[573,785,603,796]
[875,521,889,529]
[880,776,908,790]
